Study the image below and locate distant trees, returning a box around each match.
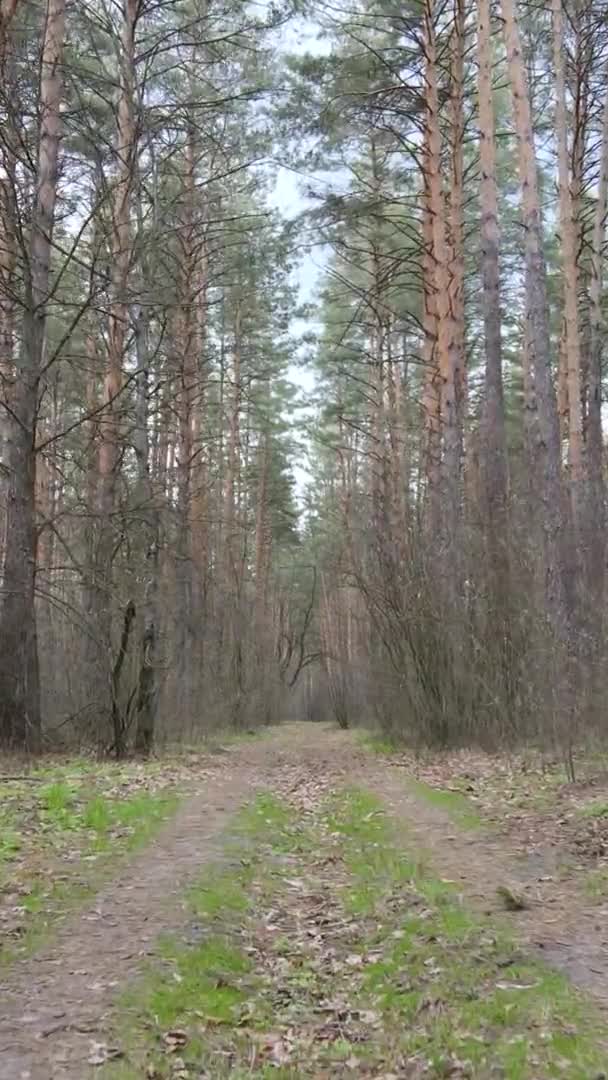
[296,0,608,756]
[0,0,66,750]
[4,0,608,760]
[0,0,303,753]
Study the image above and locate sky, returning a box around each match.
[266,13,333,496]
[268,11,331,318]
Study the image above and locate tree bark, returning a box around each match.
[424,0,461,541]
[421,163,441,533]
[0,0,21,569]
[586,63,608,609]
[0,0,66,749]
[254,433,271,639]
[448,0,466,444]
[190,222,209,614]
[175,119,202,668]
[552,0,584,530]
[96,0,138,750]
[477,0,509,571]
[133,298,159,755]
[500,0,570,655]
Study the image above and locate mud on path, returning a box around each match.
[2,724,608,1078]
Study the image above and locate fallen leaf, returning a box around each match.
[163,1028,188,1052]
[87,1041,123,1066]
[359,1008,380,1025]
[496,885,528,911]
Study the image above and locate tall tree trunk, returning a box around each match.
[448,0,466,444]
[36,370,61,576]
[254,433,271,639]
[82,325,102,724]
[175,122,198,665]
[133,298,159,755]
[224,297,242,599]
[129,143,159,755]
[0,0,21,570]
[477,0,509,575]
[586,65,608,612]
[500,0,570,673]
[552,0,584,531]
[424,0,461,542]
[0,0,65,749]
[368,137,388,552]
[190,223,209,616]
[223,295,244,721]
[97,0,138,754]
[0,176,15,428]
[421,163,441,533]
[385,326,406,566]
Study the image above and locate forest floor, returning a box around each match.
[2,726,608,1078]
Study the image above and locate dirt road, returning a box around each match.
[1,725,607,1078]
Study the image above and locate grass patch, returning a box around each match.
[235,791,316,856]
[408,776,482,828]
[357,731,400,754]
[0,827,21,863]
[584,866,608,900]
[577,798,608,819]
[0,761,182,967]
[144,934,251,1027]
[2,790,179,965]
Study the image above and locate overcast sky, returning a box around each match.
[266,12,332,496]
[268,12,331,310]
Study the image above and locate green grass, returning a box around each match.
[146,935,250,1026]
[82,794,113,833]
[584,866,608,899]
[0,827,21,862]
[188,866,250,918]
[329,788,607,1078]
[577,798,608,819]
[408,776,482,828]
[39,780,82,830]
[357,731,400,754]
[0,776,181,967]
[114,792,179,846]
[40,779,74,812]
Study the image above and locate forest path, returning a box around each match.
[1,724,608,1078]
[0,725,360,1079]
[369,761,608,1007]
[0,732,291,1079]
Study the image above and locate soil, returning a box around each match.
[2,724,608,1079]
